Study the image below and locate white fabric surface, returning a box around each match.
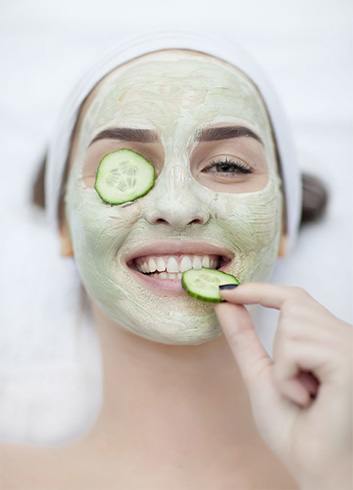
[0,0,352,445]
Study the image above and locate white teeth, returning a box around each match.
[177,272,182,279]
[166,256,179,273]
[148,257,157,273]
[180,255,192,272]
[159,272,168,279]
[202,256,210,268]
[135,254,222,274]
[210,257,219,268]
[156,257,166,272]
[167,272,178,279]
[192,255,203,269]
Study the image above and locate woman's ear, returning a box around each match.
[278,234,287,257]
[59,218,74,257]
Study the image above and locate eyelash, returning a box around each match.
[202,157,253,176]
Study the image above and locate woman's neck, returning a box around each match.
[81,300,259,460]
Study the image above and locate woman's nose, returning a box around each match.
[145,202,209,229]
[143,165,210,230]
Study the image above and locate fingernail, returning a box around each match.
[219,284,239,290]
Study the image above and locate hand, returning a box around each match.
[214,283,353,490]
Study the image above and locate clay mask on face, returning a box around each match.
[65,49,283,345]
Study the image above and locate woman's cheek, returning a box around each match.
[65,182,140,281]
[208,175,283,282]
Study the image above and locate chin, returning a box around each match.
[123,322,224,346]
[101,302,223,346]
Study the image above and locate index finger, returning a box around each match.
[218,282,306,310]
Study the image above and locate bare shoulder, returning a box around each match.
[0,440,109,490]
[0,438,125,490]
[0,441,68,490]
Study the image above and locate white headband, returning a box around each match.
[45,28,301,255]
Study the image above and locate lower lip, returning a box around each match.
[127,266,186,296]
[126,262,231,297]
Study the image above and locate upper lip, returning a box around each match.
[123,240,234,266]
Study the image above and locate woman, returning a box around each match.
[3,30,352,489]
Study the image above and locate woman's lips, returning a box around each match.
[121,241,234,296]
[128,266,186,295]
[123,240,234,265]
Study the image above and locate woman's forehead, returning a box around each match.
[92,48,251,90]
[78,49,269,136]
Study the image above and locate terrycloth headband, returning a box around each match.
[45,28,301,255]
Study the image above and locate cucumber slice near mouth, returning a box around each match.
[94,148,156,205]
[182,268,240,303]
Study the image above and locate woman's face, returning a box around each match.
[64,49,284,345]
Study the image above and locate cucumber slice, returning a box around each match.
[94,148,156,204]
[182,268,240,303]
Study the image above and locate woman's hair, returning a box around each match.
[31,151,329,229]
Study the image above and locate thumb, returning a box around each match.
[214,301,272,392]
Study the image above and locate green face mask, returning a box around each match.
[65,49,283,345]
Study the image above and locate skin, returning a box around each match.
[215,285,353,489]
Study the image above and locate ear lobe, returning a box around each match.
[278,234,287,257]
[59,220,74,257]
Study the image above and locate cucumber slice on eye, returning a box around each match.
[94,148,156,204]
[181,268,240,303]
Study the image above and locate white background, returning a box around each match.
[0,0,352,444]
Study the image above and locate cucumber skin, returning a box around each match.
[181,269,240,303]
[94,148,157,205]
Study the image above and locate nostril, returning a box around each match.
[152,217,205,226]
[154,218,169,225]
[189,217,204,225]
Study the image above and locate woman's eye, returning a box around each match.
[202,157,253,176]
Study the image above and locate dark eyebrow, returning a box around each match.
[88,125,263,147]
[89,127,159,146]
[195,125,263,144]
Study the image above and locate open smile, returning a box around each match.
[123,241,233,295]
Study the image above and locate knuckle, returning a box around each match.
[250,353,270,379]
[287,286,309,299]
[226,327,250,350]
[282,299,299,317]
